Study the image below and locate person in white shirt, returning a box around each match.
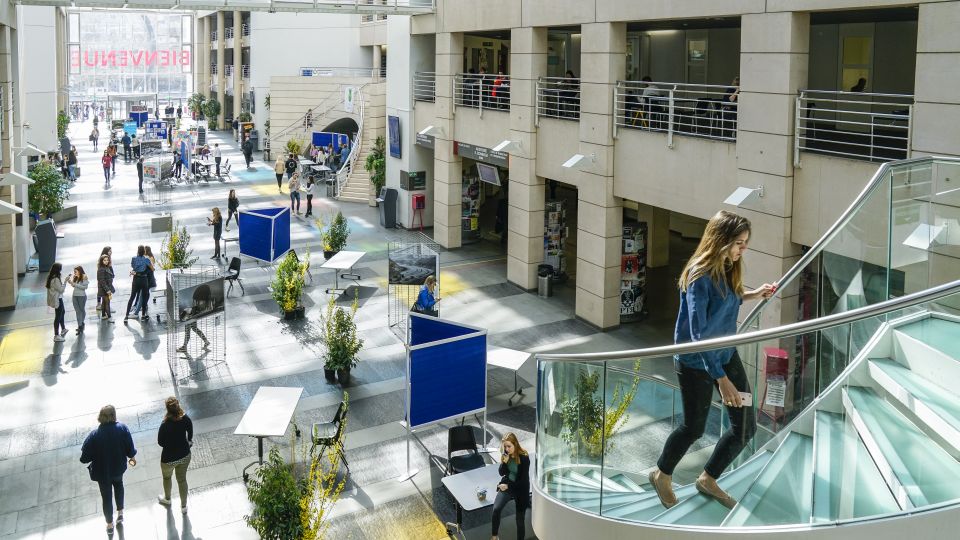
[213,143,222,177]
[46,263,68,342]
[303,176,316,217]
[67,266,90,335]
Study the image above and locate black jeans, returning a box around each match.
[215,157,222,176]
[491,490,525,540]
[276,173,283,188]
[305,194,313,216]
[225,209,238,228]
[125,276,150,318]
[657,352,756,479]
[98,476,124,523]
[54,298,66,334]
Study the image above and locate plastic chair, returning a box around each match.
[224,257,244,296]
[310,400,347,456]
[220,162,232,182]
[446,425,485,475]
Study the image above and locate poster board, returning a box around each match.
[174,277,225,323]
[388,244,438,285]
[388,115,401,158]
[238,207,291,263]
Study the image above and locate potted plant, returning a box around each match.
[202,98,221,131]
[314,215,335,260]
[328,212,350,255]
[159,221,199,270]
[321,296,363,385]
[238,111,252,123]
[557,360,641,459]
[365,136,386,206]
[244,446,303,539]
[27,162,71,224]
[285,136,305,157]
[187,92,206,120]
[271,251,308,319]
[56,110,70,140]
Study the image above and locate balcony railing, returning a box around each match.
[225,27,234,39]
[413,72,435,103]
[614,80,739,145]
[210,64,217,75]
[242,65,250,79]
[241,23,250,37]
[224,65,234,77]
[536,76,580,122]
[454,73,510,112]
[796,89,913,164]
[210,30,217,42]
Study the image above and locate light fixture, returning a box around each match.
[562,153,596,169]
[0,200,23,215]
[0,172,35,186]
[14,144,46,158]
[724,185,765,207]
[492,139,522,153]
[418,125,443,137]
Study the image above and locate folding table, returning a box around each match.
[320,250,365,295]
[235,386,303,482]
[441,462,500,536]
[487,348,533,406]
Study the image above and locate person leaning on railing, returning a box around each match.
[649,210,775,511]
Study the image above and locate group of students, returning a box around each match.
[80,399,194,533]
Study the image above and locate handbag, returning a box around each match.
[74,166,81,178]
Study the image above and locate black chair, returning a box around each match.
[311,401,349,471]
[225,257,244,296]
[446,425,485,475]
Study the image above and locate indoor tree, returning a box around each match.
[27,162,70,218]
[202,98,222,131]
[365,136,386,195]
[187,93,206,118]
[159,222,199,270]
[56,110,70,140]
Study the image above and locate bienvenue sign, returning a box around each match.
[71,49,192,68]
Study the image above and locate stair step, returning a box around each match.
[870,359,960,452]
[566,491,652,513]
[604,484,697,521]
[610,473,645,493]
[896,317,960,361]
[722,432,813,527]
[843,386,960,508]
[651,451,773,526]
[551,474,599,491]
[583,470,632,493]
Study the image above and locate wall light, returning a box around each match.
[493,139,522,153]
[0,172,34,186]
[418,125,444,137]
[14,144,46,158]
[562,153,596,169]
[0,200,23,215]
[724,185,764,207]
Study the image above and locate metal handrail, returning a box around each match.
[536,76,580,122]
[454,73,511,112]
[739,155,958,331]
[300,66,380,79]
[413,71,436,102]
[614,79,739,144]
[268,84,357,145]
[336,85,366,199]
[536,279,960,362]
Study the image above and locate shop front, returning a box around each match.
[454,141,509,246]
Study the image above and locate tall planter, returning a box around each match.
[27,162,70,218]
[159,221,199,270]
[321,296,363,386]
[271,251,308,318]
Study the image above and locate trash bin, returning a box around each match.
[537,264,553,298]
[325,178,336,197]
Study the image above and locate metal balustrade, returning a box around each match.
[224,65,234,77]
[536,76,580,122]
[614,80,739,145]
[413,72,435,103]
[225,27,234,39]
[241,23,249,37]
[796,90,913,164]
[241,65,250,79]
[210,30,217,42]
[210,64,217,75]
[454,73,511,112]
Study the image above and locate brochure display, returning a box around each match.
[238,207,291,263]
[620,221,648,321]
[543,200,567,278]
[461,175,481,244]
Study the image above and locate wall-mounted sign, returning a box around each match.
[454,141,508,168]
[71,49,191,68]
[401,170,427,191]
[388,115,401,158]
[415,132,435,149]
[344,87,357,113]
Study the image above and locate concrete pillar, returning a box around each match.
[373,45,383,80]
[636,204,670,268]
[432,32,463,249]
[737,12,808,328]
[506,27,547,289]
[196,16,208,104]
[576,23,625,329]
[55,10,67,112]
[913,1,960,158]
[0,26,18,309]
[216,12,226,129]
[232,12,242,121]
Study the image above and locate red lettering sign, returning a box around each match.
[73,50,192,68]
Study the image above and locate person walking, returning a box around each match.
[172,150,183,179]
[109,143,118,178]
[285,152,298,180]
[274,155,285,192]
[67,146,78,182]
[96,247,112,313]
[491,432,530,540]
[288,174,301,215]
[207,208,223,259]
[339,142,351,172]
[130,246,157,318]
[80,405,137,534]
[649,210,775,510]
[67,266,89,335]
[132,134,141,159]
[176,105,182,120]
[121,132,132,163]
[213,143,222,177]
[101,150,112,186]
[413,275,440,316]
[303,176,315,217]
[90,126,100,152]
[156,397,193,514]
[225,190,239,231]
[46,263,68,342]
[96,264,115,320]
[242,137,254,169]
[136,157,144,194]
[124,246,153,323]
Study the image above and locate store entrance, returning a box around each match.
[460,158,509,250]
[543,180,578,302]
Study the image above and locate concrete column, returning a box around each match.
[432,32,463,249]
[506,27,547,289]
[576,23,625,329]
[232,12,242,120]
[196,16,208,103]
[0,26,18,309]
[216,12,226,129]
[737,12,809,327]
[55,10,67,112]
[913,1,960,158]
[636,204,670,268]
[372,45,383,79]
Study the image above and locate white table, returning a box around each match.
[235,386,304,481]
[320,250,366,295]
[441,463,501,534]
[487,348,533,406]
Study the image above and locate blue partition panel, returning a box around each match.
[272,210,291,259]
[410,314,477,346]
[409,334,486,428]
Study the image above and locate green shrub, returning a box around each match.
[159,221,198,270]
[327,212,350,253]
[27,162,70,217]
[365,136,386,195]
[321,296,363,371]
[56,110,70,140]
[271,251,308,312]
[244,447,304,539]
[202,98,221,129]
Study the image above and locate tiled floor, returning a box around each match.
[0,118,684,539]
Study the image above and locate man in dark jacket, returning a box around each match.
[80,405,137,532]
[121,133,132,163]
[285,153,298,179]
[136,157,145,194]
[242,137,254,169]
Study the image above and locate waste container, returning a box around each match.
[537,264,553,298]
[377,187,398,228]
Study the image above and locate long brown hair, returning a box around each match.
[164,397,185,422]
[502,432,528,464]
[45,263,63,289]
[678,210,751,297]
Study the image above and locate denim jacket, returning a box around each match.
[674,274,742,379]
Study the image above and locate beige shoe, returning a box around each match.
[649,469,677,509]
[695,478,737,509]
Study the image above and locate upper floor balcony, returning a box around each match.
[242,65,250,80]
[614,80,739,145]
[536,76,580,121]
[210,30,216,46]
[454,73,510,113]
[413,72,435,103]
[241,23,250,47]
[225,27,235,49]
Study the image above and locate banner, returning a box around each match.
[344,87,356,113]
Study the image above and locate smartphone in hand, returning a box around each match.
[738,392,753,407]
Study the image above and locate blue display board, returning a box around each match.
[238,207,291,263]
[388,115,401,158]
[407,314,487,429]
[123,121,138,136]
[311,131,349,149]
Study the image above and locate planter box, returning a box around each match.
[282,306,306,320]
[50,205,78,223]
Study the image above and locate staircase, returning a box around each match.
[337,150,372,204]
[539,312,960,534]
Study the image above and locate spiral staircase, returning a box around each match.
[533,156,960,539]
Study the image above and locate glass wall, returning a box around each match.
[67,10,194,114]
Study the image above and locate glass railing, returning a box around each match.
[536,279,960,529]
[738,156,960,431]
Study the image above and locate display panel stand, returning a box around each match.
[165,266,227,385]
[619,221,648,322]
[387,238,442,340]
